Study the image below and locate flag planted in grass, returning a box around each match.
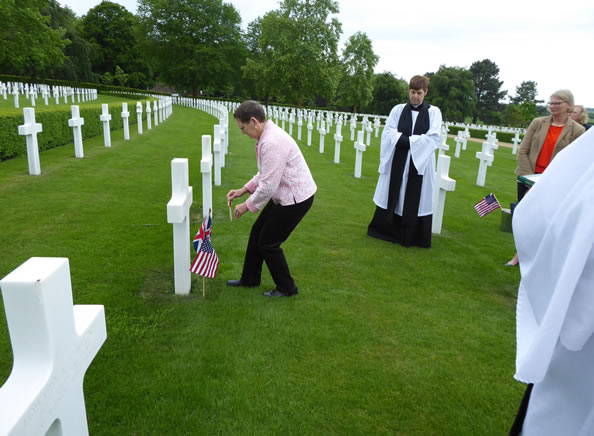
[474,193,501,217]
[190,215,219,278]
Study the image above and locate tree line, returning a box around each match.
[0,0,543,126]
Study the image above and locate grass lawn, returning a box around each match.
[0,103,523,435]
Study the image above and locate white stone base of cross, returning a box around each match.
[166,158,193,295]
[307,124,313,146]
[432,154,456,234]
[297,121,302,141]
[0,257,107,436]
[18,107,43,175]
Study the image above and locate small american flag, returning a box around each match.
[190,215,219,278]
[474,193,501,217]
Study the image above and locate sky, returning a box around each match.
[59,0,594,107]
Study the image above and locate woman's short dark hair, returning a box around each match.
[234,100,267,123]
[409,75,430,91]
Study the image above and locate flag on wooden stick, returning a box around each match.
[474,193,501,217]
[190,214,219,278]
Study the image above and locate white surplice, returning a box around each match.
[373,103,442,216]
[512,127,594,435]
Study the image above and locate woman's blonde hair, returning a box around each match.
[549,89,574,113]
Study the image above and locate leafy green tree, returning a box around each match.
[510,80,543,104]
[336,32,378,113]
[469,59,506,124]
[81,1,153,88]
[43,0,96,82]
[365,72,408,115]
[243,0,342,107]
[425,65,475,122]
[506,81,542,127]
[137,0,244,97]
[0,0,67,78]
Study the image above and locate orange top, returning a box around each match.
[535,125,564,173]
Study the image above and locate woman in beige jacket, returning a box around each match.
[507,89,585,266]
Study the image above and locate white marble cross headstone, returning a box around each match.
[201,135,213,219]
[319,127,326,153]
[354,130,366,178]
[475,141,494,187]
[454,131,465,158]
[333,121,343,164]
[438,125,449,155]
[18,107,43,175]
[166,159,193,296]
[365,123,373,146]
[121,103,130,140]
[432,154,456,234]
[307,116,313,146]
[374,117,381,138]
[42,87,49,105]
[99,104,112,148]
[146,101,152,130]
[68,105,85,158]
[297,114,303,141]
[289,112,294,137]
[512,132,521,155]
[0,82,6,100]
[136,102,143,135]
[0,257,106,436]
[350,115,356,141]
[13,86,19,109]
[213,125,222,187]
[29,91,36,107]
[153,100,159,126]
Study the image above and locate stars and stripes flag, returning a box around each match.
[474,193,501,217]
[190,215,219,278]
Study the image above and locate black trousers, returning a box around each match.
[240,195,314,293]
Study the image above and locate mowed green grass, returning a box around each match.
[0,104,523,435]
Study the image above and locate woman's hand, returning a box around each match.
[226,187,247,207]
[234,202,249,219]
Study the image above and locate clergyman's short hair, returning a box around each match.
[409,75,430,91]
[234,100,267,123]
[549,89,574,112]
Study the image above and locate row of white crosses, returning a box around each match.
[2,81,98,109]
[0,257,107,436]
[17,97,172,176]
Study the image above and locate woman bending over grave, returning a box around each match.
[505,89,584,266]
[226,100,317,298]
[367,75,442,248]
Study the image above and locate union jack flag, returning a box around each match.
[474,193,501,217]
[190,215,219,278]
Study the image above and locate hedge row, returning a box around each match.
[0,99,154,161]
[0,74,171,96]
[447,125,524,144]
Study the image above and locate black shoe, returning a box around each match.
[226,279,259,287]
[263,288,298,297]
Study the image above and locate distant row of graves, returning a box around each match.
[1,93,523,436]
